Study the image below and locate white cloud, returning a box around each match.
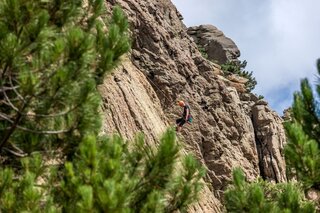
[171,0,320,114]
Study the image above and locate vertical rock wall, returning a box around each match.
[101,0,287,211]
[99,59,168,144]
[252,100,287,182]
[187,24,287,184]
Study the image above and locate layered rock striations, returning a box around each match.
[101,0,287,211]
[252,100,287,182]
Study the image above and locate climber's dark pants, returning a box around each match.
[176,118,186,127]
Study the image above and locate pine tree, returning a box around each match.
[224,168,315,213]
[0,0,130,157]
[284,59,320,189]
[0,129,205,212]
[58,128,205,212]
[220,60,257,92]
[0,1,206,212]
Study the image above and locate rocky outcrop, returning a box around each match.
[101,0,287,212]
[251,100,287,182]
[187,25,241,64]
[217,74,247,93]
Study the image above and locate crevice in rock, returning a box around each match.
[266,133,279,183]
[268,147,279,183]
[253,126,280,183]
[149,70,155,80]
[253,121,266,180]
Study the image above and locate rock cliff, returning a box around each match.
[188,25,240,64]
[101,0,287,211]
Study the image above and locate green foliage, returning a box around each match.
[0,153,59,212]
[0,129,205,212]
[0,1,206,212]
[95,5,131,83]
[284,122,320,189]
[224,60,320,212]
[225,168,315,213]
[58,128,205,212]
[0,0,130,155]
[221,60,257,92]
[197,45,208,59]
[291,79,320,142]
[284,59,320,190]
[196,43,257,92]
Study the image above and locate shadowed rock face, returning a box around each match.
[252,101,287,183]
[187,25,241,64]
[101,0,287,212]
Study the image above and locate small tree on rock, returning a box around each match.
[221,60,257,92]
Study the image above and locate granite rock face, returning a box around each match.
[101,0,287,212]
[251,100,287,183]
[187,25,241,64]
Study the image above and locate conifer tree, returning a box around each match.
[0,1,206,212]
[0,0,130,156]
[225,168,315,213]
[220,60,257,92]
[57,129,205,212]
[284,59,320,189]
[0,129,205,212]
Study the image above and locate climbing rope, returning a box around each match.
[145,73,173,103]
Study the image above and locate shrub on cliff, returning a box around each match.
[225,168,315,213]
[221,60,257,92]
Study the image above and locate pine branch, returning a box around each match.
[0,109,24,150]
[2,97,82,118]
[2,147,27,157]
[0,85,19,93]
[2,86,22,112]
[0,113,71,134]
[8,74,26,103]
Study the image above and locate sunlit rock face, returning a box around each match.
[101,0,287,212]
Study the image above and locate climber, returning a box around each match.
[176,100,192,132]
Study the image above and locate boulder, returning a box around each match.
[187,25,241,64]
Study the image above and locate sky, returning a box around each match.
[171,0,320,114]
